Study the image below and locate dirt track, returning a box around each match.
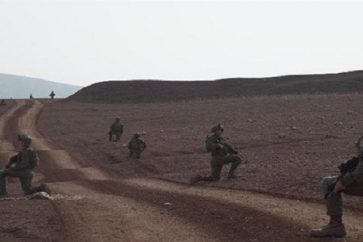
[2,100,363,241]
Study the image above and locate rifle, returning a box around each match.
[220,142,238,155]
[325,136,363,198]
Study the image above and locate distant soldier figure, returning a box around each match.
[190,123,243,184]
[310,136,363,238]
[29,94,33,99]
[0,135,51,196]
[0,99,6,106]
[108,117,124,142]
[49,90,55,100]
[128,133,146,159]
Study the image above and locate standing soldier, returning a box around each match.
[49,90,55,100]
[310,136,363,238]
[0,135,51,196]
[108,117,124,142]
[29,94,33,99]
[128,133,146,159]
[190,123,243,184]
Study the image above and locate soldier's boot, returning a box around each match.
[39,183,52,195]
[310,215,346,238]
[227,160,241,179]
[190,175,202,185]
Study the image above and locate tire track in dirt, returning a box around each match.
[17,101,219,242]
[0,100,24,153]
[19,100,363,241]
[124,178,363,241]
[0,100,62,242]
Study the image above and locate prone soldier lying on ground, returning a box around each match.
[310,136,363,238]
[190,123,245,184]
[0,135,51,196]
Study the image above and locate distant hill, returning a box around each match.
[0,73,82,99]
[67,70,363,103]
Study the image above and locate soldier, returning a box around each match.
[128,133,146,159]
[29,94,33,99]
[310,136,363,238]
[49,90,55,100]
[108,117,124,142]
[190,123,243,184]
[0,99,6,106]
[0,135,51,196]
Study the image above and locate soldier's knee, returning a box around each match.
[320,176,338,199]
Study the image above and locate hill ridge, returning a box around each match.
[68,70,363,103]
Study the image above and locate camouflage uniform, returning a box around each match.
[324,157,363,216]
[192,124,242,183]
[128,134,146,159]
[109,118,124,142]
[0,135,50,196]
[0,146,40,195]
[311,153,363,237]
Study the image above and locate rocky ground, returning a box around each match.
[1,93,363,241]
[38,93,363,210]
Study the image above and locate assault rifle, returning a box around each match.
[220,142,238,155]
[325,136,363,198]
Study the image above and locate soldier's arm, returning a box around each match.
[221,142,238,154]
[5,154,18,168]
[341,160,363,186]
[29,151,39,169]
[206,136,222,151]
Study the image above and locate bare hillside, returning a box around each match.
[67,70,363,103]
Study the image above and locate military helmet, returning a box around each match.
[115,117,121,121]
[211,123,224,133]
[18,134,32,145]
[134,133,141,138]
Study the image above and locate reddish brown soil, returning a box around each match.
[0,100,62,242]
[32,100,324,241]
[2,96,363,241]
[38,93,363,211]
[0,99,15,116]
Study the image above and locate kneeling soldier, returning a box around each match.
[0,135,51,196]
[108,117,124,142]
[191,123,243,184]
[128,133,146,159]
[310,136,363,238]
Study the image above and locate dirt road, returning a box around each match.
[3,100,363,241]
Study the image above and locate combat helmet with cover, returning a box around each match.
[18,134,32,146]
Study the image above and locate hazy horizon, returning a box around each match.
[1,0,363,86]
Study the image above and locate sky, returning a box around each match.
[1,0,363,86]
